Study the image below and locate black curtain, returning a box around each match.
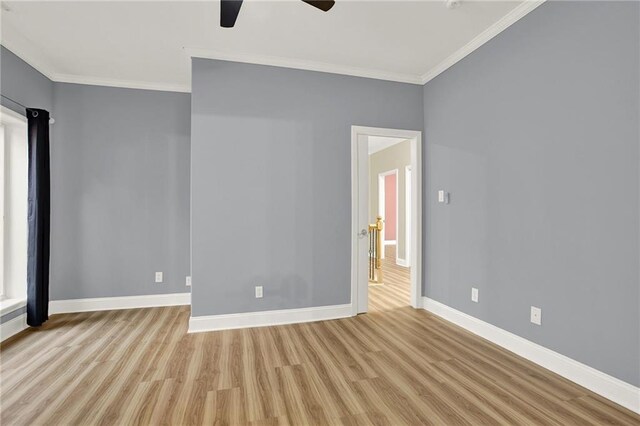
[26,108,51,327]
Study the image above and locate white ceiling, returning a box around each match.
[0,1,542,92]
[368,136,407,155]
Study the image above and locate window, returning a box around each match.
[0,122,5,300]
[0,106,28,313]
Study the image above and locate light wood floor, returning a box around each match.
[2,293,639,424]
[369,245,410,312]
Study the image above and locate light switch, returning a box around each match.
[438,190,450,204]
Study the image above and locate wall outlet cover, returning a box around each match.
[186,276,192,287]
[255,286,263,298]
[471,287,479,303]
[155,272,163,283]
[530,306,542,325]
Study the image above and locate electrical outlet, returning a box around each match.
[185,276,192,287]
[471,287,479,303]
[530,306,542,325]
[255,286,263,298]
[155,272,163,283]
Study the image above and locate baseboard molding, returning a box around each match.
[0,313,28,342]
[189,303,353,333]
[50,292,191,314]
[422,297,640,414]
[396,257,409,267]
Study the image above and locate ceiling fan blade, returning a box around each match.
[301,0,335,12]
[221,0,243,28]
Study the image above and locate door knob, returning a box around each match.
[358,229,368,238]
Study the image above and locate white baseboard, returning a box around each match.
[189,303,352,333]
[422,297,640,414]
[396,257,409,267]
[0,313,28,342]
[50,292,191,314]
[383,240,397,246]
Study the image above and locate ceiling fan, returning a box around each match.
[220,0,335,28]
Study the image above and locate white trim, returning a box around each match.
[351,126,422,314]
[404,165,412,267]
[420,1,546,84]
[2,2,543,93]
[188,1,544,89]
[422,297,640,414]
[0,41,190,94]
[0,122,4,301]
[0,313,27,342]
[383,240,396,246]
[188,303,352,333]
[0,35,58,82]
[0,106,28,306]
[49,292,191,314]
[52,73,191,94]
[0,298,26,316]
[0,106,28,123]
[396,257,409,267]
[377,174,385,257]
[186,47,422,85]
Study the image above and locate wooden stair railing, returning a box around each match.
[368,216,383,284]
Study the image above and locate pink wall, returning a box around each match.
[384,173,397,241]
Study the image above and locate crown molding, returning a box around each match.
[3,1,544,92]
[187,1,545,87]
[0,39,58,82]
[185,47,423,85]
[1,41,190,93]
[52,73,191,93]
[420,0,546,84]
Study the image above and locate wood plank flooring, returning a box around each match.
[2,288,639,424]
[369,245,410,312]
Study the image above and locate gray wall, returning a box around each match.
[423,0,639,386]
[191,59,423,317]
[1,45,192,307]
[0,46,52,325]
[50,83,191,299]
[0,46,53,115]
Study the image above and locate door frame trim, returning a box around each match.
[402,165,412,267]
[350,126,423,315]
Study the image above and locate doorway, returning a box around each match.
[350,126,422,315]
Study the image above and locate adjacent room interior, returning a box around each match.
[0,1,639,424]
[367,135,414,312]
